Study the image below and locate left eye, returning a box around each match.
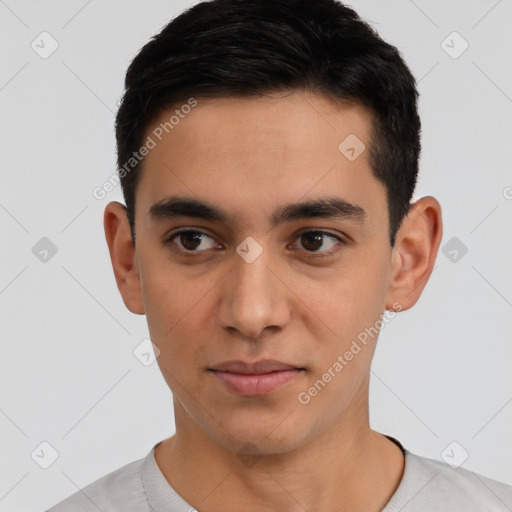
[291,230,341,255]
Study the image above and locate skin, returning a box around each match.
[104,90,442,511]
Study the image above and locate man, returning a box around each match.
[47,0,512,510]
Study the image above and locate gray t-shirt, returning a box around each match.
[45,437,512,511]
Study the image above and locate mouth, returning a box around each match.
[208,359,305,396]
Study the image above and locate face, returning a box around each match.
[128,91,399,454]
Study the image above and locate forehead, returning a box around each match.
[136,91,386,228]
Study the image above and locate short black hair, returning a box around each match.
[115,0,421,247]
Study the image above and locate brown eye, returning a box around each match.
[301,232,325,251]
[167,230,217,253]
[292,230,343,257]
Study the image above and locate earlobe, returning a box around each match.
[104,201,145,315]
[385,196,443,311]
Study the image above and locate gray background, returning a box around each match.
[1,0,511,510]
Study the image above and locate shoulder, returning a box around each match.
[385,449,512,511]
[45,454,148,511]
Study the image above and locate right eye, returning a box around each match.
[165,229,220,254]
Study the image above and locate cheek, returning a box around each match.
[297,285,380,416]
[341,243,391,320]
[139,248,209,329]
[299,248,390,380]
[315,265,388,342]
[138,267,198,358]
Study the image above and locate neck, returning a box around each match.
[154,400,404,511]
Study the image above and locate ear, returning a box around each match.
[385,196,443,312]
[104,201,145,315]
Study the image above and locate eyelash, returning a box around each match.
[164,229,345,259]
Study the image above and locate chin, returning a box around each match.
[208,413,306,456]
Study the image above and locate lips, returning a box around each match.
[208,359,304,396]
[209,359,303,374]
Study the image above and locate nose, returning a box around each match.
[217,243,290,340]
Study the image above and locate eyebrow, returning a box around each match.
[148,195,367,227]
